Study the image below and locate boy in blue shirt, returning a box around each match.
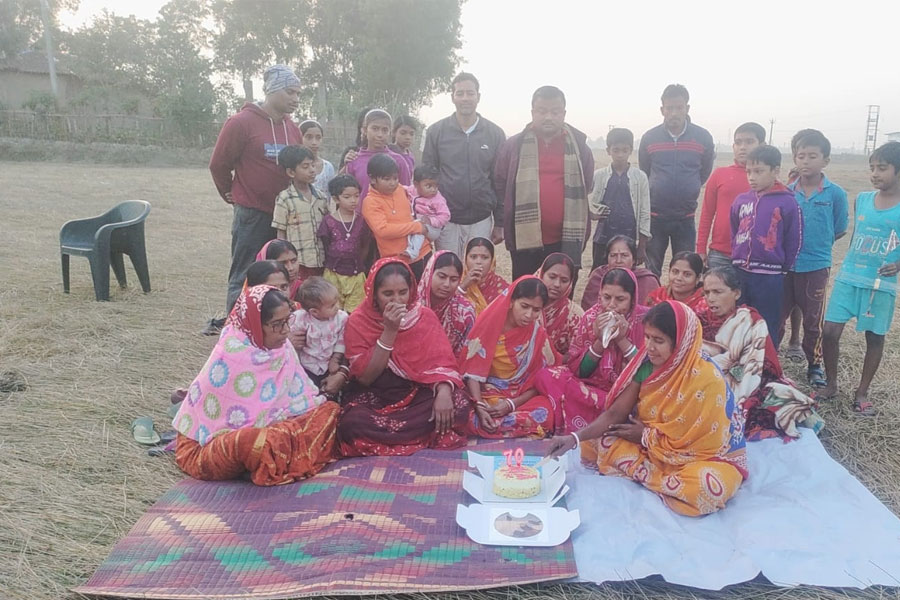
[822,142,900,415]
[780,130,848,387]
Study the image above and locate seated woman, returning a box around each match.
[545,301,747,517]
[338,258,474,456]
[581,235,660,309]
[645,251,708,313]
[257,239,302,300]
[536,268,648,433]
[537,253,584,358]
[459,237,509,315]
[417,251,477,355]
[699,266,820,441]
[173,285,340,486]
[460,277,559,438]
[244,260,291,296]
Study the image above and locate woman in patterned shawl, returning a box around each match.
[174,285,339,486]
[459,237,509,315]
[536,252,584,358]
[460,276,560,438]
[337,258,474,456]
[417,250,477,355]
[545,300,747,517]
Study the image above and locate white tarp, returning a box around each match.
[567,432,900,590]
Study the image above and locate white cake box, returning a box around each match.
[462,450,570,505]
[456,451,580,547]
[455,503,580,546]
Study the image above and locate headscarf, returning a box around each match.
[536,252,583,356]
[417,251,476,355]
[173,285,326,445]
[605,300,747,474]
[459,275,559,385]
[461,239,509,314]
[567,268,648,402]
[262,64,301,95]
[344,258,463,387]
[255,240,302,300]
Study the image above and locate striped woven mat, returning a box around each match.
[75,444,576,599]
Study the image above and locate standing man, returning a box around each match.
[422,72,506,259]
[638,84,715,276]
[494,86,594,280]
[205,65,303,335]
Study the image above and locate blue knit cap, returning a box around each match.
[262,65,301,95]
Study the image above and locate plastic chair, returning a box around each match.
[60,200,152,301]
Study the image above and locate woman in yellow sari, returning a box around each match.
[545,300,747,517]
[459,237,509,315]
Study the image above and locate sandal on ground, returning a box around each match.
[807,366,827,387]
[783,345,805,362]
[853,399,876,416]
[131,416,161,445]
[167,400,182,420]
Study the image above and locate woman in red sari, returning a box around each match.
[256,239,303,301]
[645,251,708,313]
[459,237,509,315]
[174,285,340,486]
[536,268,648,433]
[460,276,560,438]
[338,258,474,456]
[536,253,584,359]
[417,250,477,355]
[581,235,660,309]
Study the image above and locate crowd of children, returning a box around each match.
[259,105,900,417]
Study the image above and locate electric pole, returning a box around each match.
[39,0,58,99]
[865,105,880,155]
[768,119,775,146]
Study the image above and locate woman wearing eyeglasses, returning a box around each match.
[172,285,340,486]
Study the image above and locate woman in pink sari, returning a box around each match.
[536,268,648,433]
[536,253,584,359]
[417,250,477,355]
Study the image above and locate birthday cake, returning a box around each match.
[492,464,541,499]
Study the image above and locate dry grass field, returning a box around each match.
[1,155,898,600]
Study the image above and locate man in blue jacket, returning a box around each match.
[638,84,716,276]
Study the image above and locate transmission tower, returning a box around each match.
[865,105,880,155]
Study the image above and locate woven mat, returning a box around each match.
[75,444,576,599]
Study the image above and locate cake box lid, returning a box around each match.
[463,451,569,506]
[455,503,580,547]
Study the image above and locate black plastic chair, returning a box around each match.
[60,200,152,301]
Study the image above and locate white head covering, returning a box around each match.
[263,65,301,95]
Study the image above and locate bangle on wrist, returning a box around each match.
[624,344,637,359]
[570,431,581,446]
[588,344,603,359]
[376,339,394,352]
[506,398,516,412]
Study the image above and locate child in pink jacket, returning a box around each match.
[404,165,450,260]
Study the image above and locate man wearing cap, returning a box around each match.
[206,65,303,335]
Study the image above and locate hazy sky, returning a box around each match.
[61,0,900,150]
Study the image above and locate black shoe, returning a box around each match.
[201,317,226,336]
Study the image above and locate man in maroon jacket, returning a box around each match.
[205,65,303,335]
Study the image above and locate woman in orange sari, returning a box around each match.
[459,237,509,315]
[460,276,560,438]
[545,300,747,517]
[536,252,584,358]
[174,285,340,486]
[645,251,708,313]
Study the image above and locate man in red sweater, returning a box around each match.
[696,122,766,270]
[205,65,303,335]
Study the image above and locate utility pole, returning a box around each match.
[865,105,880,155]
[768,119,775,146]
[39,0,58,99]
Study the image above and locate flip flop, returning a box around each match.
[131,417,161,445]
[853,399,876,416]
[807,366,827,388]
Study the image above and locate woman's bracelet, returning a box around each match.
[624,344,638,359]
[506,398,516,413]
[376,339,394,352]
[338,364,350,375]
[570,431,581,446]
[588,344,603,359]
[457,286,467,295]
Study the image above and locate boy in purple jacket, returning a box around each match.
[730,145,802,346]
